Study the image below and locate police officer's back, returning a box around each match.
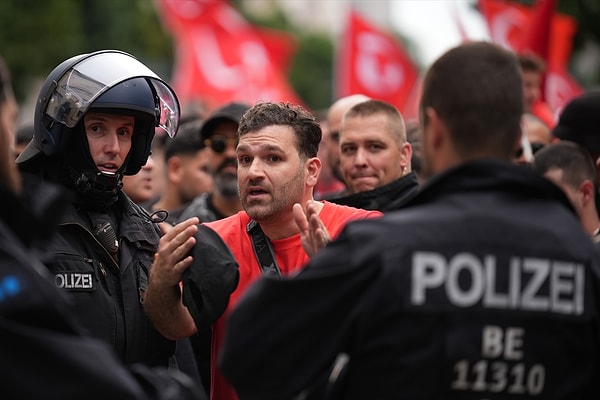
[219,42,600,399]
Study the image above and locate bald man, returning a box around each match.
[324,94,370,194]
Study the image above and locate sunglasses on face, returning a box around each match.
[204,135,238,153]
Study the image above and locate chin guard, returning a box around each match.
[74,170,123,192]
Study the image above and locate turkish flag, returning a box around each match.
[479,0,578,67]
[156,0,303,113]
[478,0,582,114]
[336,10,419,114]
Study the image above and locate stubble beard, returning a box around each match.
[243,168,305,225]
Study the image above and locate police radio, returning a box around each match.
[93,222,119,257]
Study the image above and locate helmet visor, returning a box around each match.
[44,51,180,137]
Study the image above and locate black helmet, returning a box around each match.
[17,50,180,175]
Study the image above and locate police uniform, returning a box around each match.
[0,180,199,398]
[43,191,174,366]
[220,160,600,400]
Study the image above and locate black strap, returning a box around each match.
[246,220,281,277]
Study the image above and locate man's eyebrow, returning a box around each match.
[237,143,285,152]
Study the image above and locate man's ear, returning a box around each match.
[167,156,183,184]
[400,141,413,171]
[306,157,322,187]
[579,179,595,206]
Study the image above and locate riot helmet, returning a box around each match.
[17,50,180,176]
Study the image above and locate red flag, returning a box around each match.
[517,0,556,100]
[546,67,584,115]
[479,0,577,68]
[478,0,582,114]
[256,28,297,72]
[156,0,303,113]
[337,10,419,113]
[517,0,556,58]
[478,0,526,49]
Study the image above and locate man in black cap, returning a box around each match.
[553,90,600,172]
[552,90,600,212]
[178,102,250,223]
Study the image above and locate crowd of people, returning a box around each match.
[2,39,600,400]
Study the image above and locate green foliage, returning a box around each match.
[289,33,333,112]
[0,0,172,103]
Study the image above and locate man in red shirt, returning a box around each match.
[144,101,381,400]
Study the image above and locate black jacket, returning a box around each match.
[220,160,600,400]
[0,182,201,399]
[329,171,419,212]
[40,189,174,366]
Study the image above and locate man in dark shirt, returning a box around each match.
[220,42,600,400]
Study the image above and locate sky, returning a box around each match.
[391,0,491,68]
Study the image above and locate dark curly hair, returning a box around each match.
[238,101,321,160]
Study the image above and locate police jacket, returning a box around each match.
[220,160,600,400]
[42,190,174,367]
[0,181,200,399]
[329,171,419,212]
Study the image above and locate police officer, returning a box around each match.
[16,50,181,368]
[219,42,600,399]
[0,52,201,399]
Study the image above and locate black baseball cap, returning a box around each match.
[200,102,251,141]
[553,90,600,152]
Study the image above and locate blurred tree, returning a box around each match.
[0,0,172,104]
[289,33,334,112]
[0,1,85,101]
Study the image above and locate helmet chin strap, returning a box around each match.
[68,168,123,210]
[74,169,124,192]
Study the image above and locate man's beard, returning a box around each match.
[214,172,238,199]
[214,158,239,199]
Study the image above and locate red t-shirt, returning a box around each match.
[204,201,382,400]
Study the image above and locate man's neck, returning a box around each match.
[583,210,600,237]
[152,186,183,212]
[258,215,299,241]
[258,199,324,241]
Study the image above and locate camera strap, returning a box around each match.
[246,219,281,277]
